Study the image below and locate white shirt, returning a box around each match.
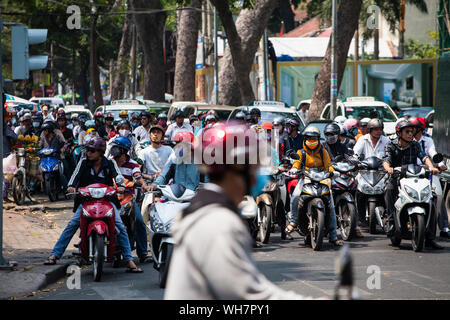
[165,122,193,140]
[353,134,391,159]
[416,134,443,166]
[137,144,174,175]
[299,110,308,124]
[133,125,151,144]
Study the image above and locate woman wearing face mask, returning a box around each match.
[323,122,353,161]
[341,118,358,149]
[285,126,343,246]
[105,120,140,160]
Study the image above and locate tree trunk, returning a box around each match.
[173,0,202,102]
[354,28,359,61]
[111,14,132,100]
[279,0,295,33]
[90,13,103,109]
[374,28,379,60]
[211,0,279,106]
[307,0,363,122]
[129,0,166,102]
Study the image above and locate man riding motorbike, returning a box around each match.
[149,131,207,192]
[106,120,140,159]
[43,137,143,273]
[104,112,116,137]
[109,136,154,263]
[157,113,168,132]
[14,113,33,136]
[353,118,390,160]
[355,118,370,141]
[249,108,261,125]
[341,119,358,149]
[130,112,141,131]
[285,126,343,246]
[57,110,76,183]
[94,112,108,138]
[282,119,303,155]
[382,120,443,249]
[323,122,353,161]
[133,111,152,143]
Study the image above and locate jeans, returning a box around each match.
[51,203,133,261]
[134,203,148,257]
[288,179,339,240]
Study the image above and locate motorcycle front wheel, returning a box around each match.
[12,175,26,205]
[368,202,378,234]
[310,204,325,251]
[93,233,105,282]
[45,175,58,202]
[159,243,174,288]
[258,203,272,244]
[339,202,356,241]
[411,214,425,252]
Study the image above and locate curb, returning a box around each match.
[38,262,72,291]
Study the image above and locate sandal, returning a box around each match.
[126,267,143,273]
[43,255,58,265]
[285,223,297,233]
[139,255,154,264]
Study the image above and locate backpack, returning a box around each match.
[300,145,324,169]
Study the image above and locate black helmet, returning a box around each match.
[395,120,413,135]
[324,122,341,135]
[174,110,184,118]
[140,111,152,118]
[250,108,261,116]
[117,119,131,130]
[41,122,54,132]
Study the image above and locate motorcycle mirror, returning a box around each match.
[358,154,365,161]
[290,153,300,160]
[334,155,344,162]
[347,149,354,156]
[433,153,444,164]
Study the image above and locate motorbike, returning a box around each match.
[390,164,434,252]
[72,139,83,165]
[355,156,388,234]
[11,147,33,205]
[39,148,63,202]
[331,156,358,241]
[255,166,288,243]
[113,179,137,267]
[76,183,119,281]
[239,195,259,242]
[141,184,195,288]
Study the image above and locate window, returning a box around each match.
[322,105,330,119]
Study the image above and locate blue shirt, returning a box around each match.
[153,160,208,191]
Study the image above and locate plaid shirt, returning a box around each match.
[383,138,429,167]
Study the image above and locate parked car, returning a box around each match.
[144,102,171,116]
[320,97,398,135]
[167,102,234,122]
[400,107,434,119]
[296,99,311,111]
[95,100,148,120]
[64,105,93,120]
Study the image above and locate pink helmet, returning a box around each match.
[343,118,359,131]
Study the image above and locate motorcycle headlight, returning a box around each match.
[405,185,419,200]
[362,184,375,194]
[88,187,107,199]
[52,164,59,171]
[420,185,431,201]
[150,211,166,233]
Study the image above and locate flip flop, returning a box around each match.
[126,267,143,273]
[139,255,154,264]
[43,256,57,265]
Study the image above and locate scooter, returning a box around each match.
[11,147,33,205]
[142,184,195,288]
[391,164,434,252]
[77,183,119,281]
[355,156,388,234]
[331,156,358,241]
[39,148,63,202]
[239,195,259,242]
[113,179,137,267]
[255,166,287,243]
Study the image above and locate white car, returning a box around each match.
[227,105,305,128]
[320,96,398,135]
[29,96,65,108]
[95,99,149,120]
[296,99,311,110]
[64,105,93,120]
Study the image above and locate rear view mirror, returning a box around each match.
[433,153,444,164]
[358,154,365,161]
[290,153,300,160]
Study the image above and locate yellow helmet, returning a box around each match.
[119,110,128,117]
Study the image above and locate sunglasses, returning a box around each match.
[105,118,114,121]
[86,148,99,153]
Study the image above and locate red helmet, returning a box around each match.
[94,111,103,118]
[417,117,427,130]
[261,122,274,130]
[173,131,195,144]
[196,121,265,175]
[409,117,426,131]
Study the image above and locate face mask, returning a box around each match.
[132,122,140,128]
[250,168,270,198]
[32,122,40,128]
[305,139,319,149]
[119,129,130,137]
[325,134,338,144]
[349,127,358,137]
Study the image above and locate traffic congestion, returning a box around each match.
[2,96,449,300]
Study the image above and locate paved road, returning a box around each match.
[24,227,450,300]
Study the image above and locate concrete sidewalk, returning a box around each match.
[0,196,78,300]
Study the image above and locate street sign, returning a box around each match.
[12,26,48,80]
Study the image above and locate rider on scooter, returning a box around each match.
[149,131,207,192]
[382,119,443,250]
[43,137,143,272]
[109,136,154,263]
[285,126,343,247]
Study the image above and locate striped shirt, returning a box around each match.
[119,156,141,181]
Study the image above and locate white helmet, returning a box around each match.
[360,118,371,126]
[334,115,347,123]
[71,113,79,119]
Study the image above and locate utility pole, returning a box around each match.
[0,17,14,270]
[399,0,406,58]
[263,29,269,100]
[213,6,218,104]
[72,47,76,105]
[131,24,136,99]
[330,0,338,120]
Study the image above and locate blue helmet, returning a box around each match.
[111,136,131,151]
